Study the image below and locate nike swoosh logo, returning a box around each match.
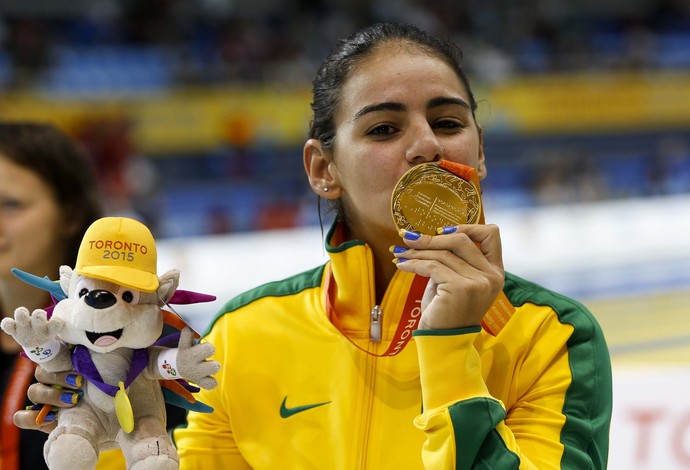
[280,396,330,418]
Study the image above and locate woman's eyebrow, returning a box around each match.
[352,97,470,121]
[428,96,471,110]
[353,102,406,121]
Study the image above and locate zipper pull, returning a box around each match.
[370,305,381,342]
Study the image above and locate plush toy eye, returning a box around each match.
[75,279,93,298]
[116,286,141,305]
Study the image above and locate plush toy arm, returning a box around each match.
[144,346,176,380]
[1,307,68,369]
[154,327,220,390]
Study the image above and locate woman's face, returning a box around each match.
[0,156,66,281]
[328,42,486,243]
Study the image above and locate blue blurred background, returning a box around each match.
[1,1,690,467]
[0,0,689,237]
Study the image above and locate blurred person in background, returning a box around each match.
[0,121,186,470]
[0,122,102,470]
[17,23,613,469]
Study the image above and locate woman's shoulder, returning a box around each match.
[503,272,605,339]
[506,272,590,313]
[203,264,327,332]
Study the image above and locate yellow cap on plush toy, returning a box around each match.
[75,217,159,292]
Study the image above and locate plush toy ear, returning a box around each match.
[59,266,74,297]
[157,269,181,305]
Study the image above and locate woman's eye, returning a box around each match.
[0,198,24,212]
[368,124,397,137]
[434,119,464,130]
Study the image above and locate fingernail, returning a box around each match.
[65,374,82,387]
[437,226,458,235]
[389,245,407,254]
[393,258,408,264]
[43,411,57,422]
[60,392,79,405]
[398,229,421,241]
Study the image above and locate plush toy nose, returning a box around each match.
[84,289,117,309]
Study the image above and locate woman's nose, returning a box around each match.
[404,127,444,164]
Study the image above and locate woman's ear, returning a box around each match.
[303,138,341,199]
[476,126,487,181]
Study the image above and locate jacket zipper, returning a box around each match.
[359,345,378,469]
[358,305,381,467]
[369,305,381,342]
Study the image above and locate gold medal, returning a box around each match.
[114,381,134,433]
[391,162,482,235]
[391,161,516,337]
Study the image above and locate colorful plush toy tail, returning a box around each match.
[10,268,66,317]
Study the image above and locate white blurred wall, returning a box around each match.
[158,193,690,329]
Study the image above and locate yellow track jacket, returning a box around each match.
[173,223,612,469]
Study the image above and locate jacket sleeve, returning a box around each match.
[172,321,251,470]
[412,317,611,469]
[173,407,250,469]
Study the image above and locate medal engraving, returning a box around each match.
[391,163,482,235]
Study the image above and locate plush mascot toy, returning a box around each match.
[1,217,221,470]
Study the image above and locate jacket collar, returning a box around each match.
[323,220,418,340]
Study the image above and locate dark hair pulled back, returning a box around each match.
[309,22,477,151]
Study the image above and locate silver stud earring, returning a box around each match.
[323,187,329,192]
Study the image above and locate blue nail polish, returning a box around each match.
[395,258,408,264]
[401,229,421,241]
[60,392,77,405]
[440,226,458,234]
[392,245,407,254]
[43,411,57,422]
[65,374,80,387]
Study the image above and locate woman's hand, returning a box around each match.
[13,367,83,433]
[391,224,505,330]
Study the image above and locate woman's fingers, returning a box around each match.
[15,368,83,431]
[392,225,505,330]
[26,367,84,409]
[398,225,503,268]
[35,367,83,391]
[13,409,58,433]
[393,225,504,280]
[26,382,82,409]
